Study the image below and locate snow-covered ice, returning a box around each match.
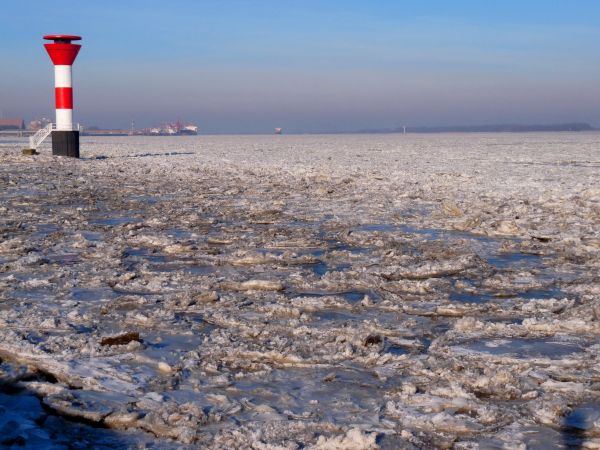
[0,133,599,448]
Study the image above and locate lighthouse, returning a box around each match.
[43,35,82,158]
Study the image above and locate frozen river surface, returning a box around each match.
[0,133,599,448]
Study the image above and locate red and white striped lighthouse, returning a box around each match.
[43,34,82,157]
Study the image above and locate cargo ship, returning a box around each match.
[148,121,198,136]
[80,121,199,136]
[179,124,198,135]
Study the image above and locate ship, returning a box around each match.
[179,124,198,135]
[147,121,198,136]
[274,128,282,135]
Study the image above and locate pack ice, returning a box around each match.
[0,133,599,449]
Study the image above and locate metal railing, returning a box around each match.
[28,123,81,149]
[29,123,53,149]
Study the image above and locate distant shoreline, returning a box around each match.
[6,122,595,137]
[353,123,596,134]
[78,128,600,136]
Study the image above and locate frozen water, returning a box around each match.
[1,133,599,448]
[454,337,586,359]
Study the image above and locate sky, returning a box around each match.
[1,0,599,133]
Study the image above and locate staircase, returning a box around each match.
[27,123,81,150]
[29,123,54,149]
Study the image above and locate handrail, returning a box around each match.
[29,123,53,149]
[28,123,81,149]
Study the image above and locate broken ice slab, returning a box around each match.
[149,262,215,275]
[313,309,358,322]
[135,329,208,367]
[71,287,117,302]
[385,345,409,356]
[487,251,544,270]
[289,289,376,303]
[8,287,55,302]
[230,366,385,426]
[312,261,328,277]
[449,286,566,303]
[564,403,600,436]
[90,215,142,226]
[452,337,587,359]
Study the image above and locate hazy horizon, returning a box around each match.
[1,0,599,133]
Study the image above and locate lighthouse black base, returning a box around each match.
[51,131,79,158]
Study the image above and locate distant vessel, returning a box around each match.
[179,124,198,135]
[274,128,282,135]
[147,121,198,136]
[79,120,199,136]
[163,124,178,135]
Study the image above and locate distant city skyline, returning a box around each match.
[1,0,599,133]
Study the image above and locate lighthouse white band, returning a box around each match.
[55,109,73,131]
[54,65,72,88]
[54,65,74,130]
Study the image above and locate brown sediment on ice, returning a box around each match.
[100,331,141,346]
[0,133,599,448]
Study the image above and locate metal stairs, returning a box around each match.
[29,123,55,149]
[28,123,82,150]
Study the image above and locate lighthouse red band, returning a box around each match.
[43,35,81,131]
[55,87,73,109]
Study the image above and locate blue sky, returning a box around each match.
[1,0,599,132]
